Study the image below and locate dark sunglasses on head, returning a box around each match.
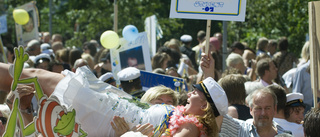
[0,117,7,125]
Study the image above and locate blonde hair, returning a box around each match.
[81,53,94,70]
[140,85,178,106]
[226,53,244,67]
[301,41,310,61]
[196,102,218,137]
[166,39,181,53]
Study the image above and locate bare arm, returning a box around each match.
[0,63,13,92]
[227,106,239,119]
[200,53,215,79]
[6,85,35,126]
[0,63,64,96]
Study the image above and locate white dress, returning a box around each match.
[51,66,174,136]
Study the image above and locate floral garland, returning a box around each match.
[163,106,206,137]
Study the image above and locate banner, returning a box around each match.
[140,70,188,92]
[111,32,152,81]
[15,1,39,46]
[0,15,7,34]
[170,0,247,21]
[145,15,163,57]
[0,37,7,63]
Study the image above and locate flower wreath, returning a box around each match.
[163,106,206,137]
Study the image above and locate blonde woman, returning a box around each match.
[113,54,228,137]
[112,77,228,137]
[140,86,178,106]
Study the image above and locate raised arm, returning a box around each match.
[200,53,215,79]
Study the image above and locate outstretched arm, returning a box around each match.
[0,62,64,97]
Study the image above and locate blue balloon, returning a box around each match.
[122,25,139,42]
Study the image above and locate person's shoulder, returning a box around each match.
[296,61,310,71]
[273,52,282,58]
[274,121,294,135]
[228,106,238,119]
[131,90,145,98]
[273,118,286,124]
[192,46,199,51]
[174,122,200,137]
[220,115,242,137]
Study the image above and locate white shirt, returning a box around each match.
[273,118,304,137]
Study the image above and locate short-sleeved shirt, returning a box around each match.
[273,118,304,137]
[292,61,313,113]
[219,115,291,137]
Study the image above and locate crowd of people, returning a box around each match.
[0,30,319,137]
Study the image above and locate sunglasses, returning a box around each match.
[0,117,7,125]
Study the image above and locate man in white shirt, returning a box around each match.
[268,85,304,137]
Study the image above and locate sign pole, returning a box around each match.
[113,0,118,33]
[222,21,228,71]
[0,37,7,63]
[205,20,211,55]
[49,0,52,35]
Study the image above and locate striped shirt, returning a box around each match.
[219,115,291,137]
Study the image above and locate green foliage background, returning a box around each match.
[0,0,312,56]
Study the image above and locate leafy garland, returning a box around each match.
[121,97,150,109]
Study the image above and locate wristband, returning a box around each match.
[6,99,13,105]
[20,107,33,115]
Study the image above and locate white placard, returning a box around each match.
[0,15,7,34]
[170,0,247,22]
[111,32,152,81]
[15,1,39,46]
[145,15,163,57]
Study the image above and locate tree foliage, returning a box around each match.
[1,0,312,56]
[228,0,312,55]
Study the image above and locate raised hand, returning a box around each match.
[111,116,130,137]
[15,85,34,109]
[131,123,154,137]
[200,53,215,79]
